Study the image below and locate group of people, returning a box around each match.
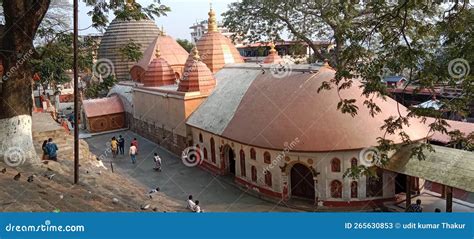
[41,138,59,161]
[109,136,139,164]
[186,195,202,213]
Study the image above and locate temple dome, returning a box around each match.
[142,48,176,87]
[130,30,189,82]
[98,18,161,80]
[178,48,216,93]
[194,7,243,73]
[263,43,283,64]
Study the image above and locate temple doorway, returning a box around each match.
[224,145,236,175]
[290,163,315,202]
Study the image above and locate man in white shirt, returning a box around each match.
[129,143,137,164]
[153,153,162,171]
[186,195,195,211]
[193,200,202,213]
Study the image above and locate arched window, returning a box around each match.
[330,180,342,198]
[203,148,208,160]
[199,133,203,143]
[240,157,246,177]
[264,170,272,187]
[251,166,257,182]
[351,158,358,168]
[240,149,245,161]
[331,158,341,172]
[250,148,256,160]
[210,138,216,163]
[263,151,271,164]
[351,181,358,198]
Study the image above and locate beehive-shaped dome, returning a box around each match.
[178,48,216,93]
[142,48,176,87]
[263,42,283,64]
[130,28,189,82]
[98,18,160,80]
[194,7,243,73]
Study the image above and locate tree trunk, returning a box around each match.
[0,0,51,167]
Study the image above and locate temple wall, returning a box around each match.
[191,128,396,207]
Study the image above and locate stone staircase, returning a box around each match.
[32,112,91,162]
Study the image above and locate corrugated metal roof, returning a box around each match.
[385,145,474,192]
[383,76,406,83]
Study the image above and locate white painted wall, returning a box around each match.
[0,115,37,167]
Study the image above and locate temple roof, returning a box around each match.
[178,48,216,93]
[130,33,189,82]
[194,7,244,73]
[142,48,176,87]
[82,95,124,118]
[98,19,161,80]
[187,63,430,152]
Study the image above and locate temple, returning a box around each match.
[93,6,472,209]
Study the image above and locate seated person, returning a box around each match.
[186,195,195,211]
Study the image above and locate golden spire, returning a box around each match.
[155,47,161,58]
[126,0,135,9]
[269,42,277,54]
[160,25,166,36]
[192,47,200,61]
[207,3,218,33]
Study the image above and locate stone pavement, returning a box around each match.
[84,130,299,212]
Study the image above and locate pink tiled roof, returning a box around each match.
[82,95,124,118]
[428,118,474,143]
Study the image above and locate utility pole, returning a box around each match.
[73,0,79,184]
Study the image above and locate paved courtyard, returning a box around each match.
[84,130,298,212]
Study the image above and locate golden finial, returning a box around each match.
[126,0,135,9]
[155,47,161,58]
[208,3,218,32]
[323,59,330,67]
[192,47,200,61]
[160,25,166,36]
[269,42,277,54]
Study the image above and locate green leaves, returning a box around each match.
[118,39,142,63]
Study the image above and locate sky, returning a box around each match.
[78,0,237,40]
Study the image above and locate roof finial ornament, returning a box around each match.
[323,58,330,67]
[192,47,201,61]
[269,42,277,54]
[208,2,218,32]
[161,25,166,36]
[155,47,161,58]
[126,0,135,9]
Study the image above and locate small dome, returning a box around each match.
[131,30,189,82]
[142,48,176,87]
[178,48,216,93]
[263,42,283,64]
[194,7,243,73]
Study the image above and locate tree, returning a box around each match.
[118,39,143,62]
[176,39,195,53]
[0,0,169,165]
[223,0,473,178]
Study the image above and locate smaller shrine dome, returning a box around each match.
[263,42,283,64]
[178,48,216,93]
[142,48,176,87]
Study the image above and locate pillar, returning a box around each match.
[405,175,412,212]
[446,186,453,213]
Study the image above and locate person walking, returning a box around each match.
[118,135,125,155]
[111,137,118,159]
[153,153,162,171]
[407,199,423,212]
[131,138,138,154]
[129,143,137,164]
[46,138,59,161]
[41,140,49,160]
